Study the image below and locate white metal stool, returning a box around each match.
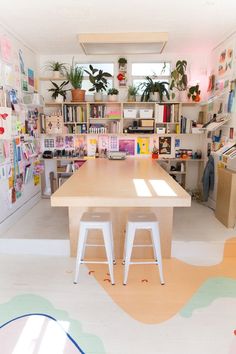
[123,212,164,285]
[74,212,115,285]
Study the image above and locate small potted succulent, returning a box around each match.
[128,85,139,102]
[44,61,67,78]
[187,84,201,102]
[85,65,112,102]
[107,88,119,102]
[66,59,85,102]
[48,80,69,103]
[140,76,170,102]
[170,60,188,101]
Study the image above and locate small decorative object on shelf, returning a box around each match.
[48,81,69,103]
[85,65,112,102]
[66,58,85,102]
[187,84,201,102]
[170,60,188,101]
[117,57,127,87]
[44,61,67,79]
[128,85,138,102]
[107,88,119,102]
[152,146,159,159]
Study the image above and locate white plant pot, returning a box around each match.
[179,90,188,102]
[149,92,160,102]
[94,92,103,102]
[55,95,64,103]
[108,94,118,102]
[52,71,60,79]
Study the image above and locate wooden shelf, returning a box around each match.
[40,77,67,81]
[90,118,121,121]
[45,102,63,106]
[169,171,186,175]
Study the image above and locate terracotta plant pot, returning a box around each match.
[71,89,86,102]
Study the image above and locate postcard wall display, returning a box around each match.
[137,137,150,155]
[119,138,136,156]
[158,136,175,158]
[108,135,118,152]
[98,135,109,151]
[65,135,74,149]
[87,137,97,156]
[28,68,34,88]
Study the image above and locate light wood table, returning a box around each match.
[51,158,191,258]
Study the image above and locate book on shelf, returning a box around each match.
[156,104,179,123]
[179,115,192,133]
[63,105,85,123]
[90,104,106,118]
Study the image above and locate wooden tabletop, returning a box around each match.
[51,158,191,208]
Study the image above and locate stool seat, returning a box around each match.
[74,211,115,285]
[123,211,164,285]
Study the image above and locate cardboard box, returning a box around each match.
[140,119,154,127]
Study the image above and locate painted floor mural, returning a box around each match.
[0,237,236,353]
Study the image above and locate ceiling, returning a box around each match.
[0,0,236,55]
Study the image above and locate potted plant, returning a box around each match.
[66,59,85,102]
[107,88,119,102]
[44,61,67,78]
[118,57,127,71]
[128,85,139,102]
[48,80,69,103]
[140,76,170,102]
[187,84,201,102]
[170,60,188,101]
[84,65,112,102]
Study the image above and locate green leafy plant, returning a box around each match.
[107,88,119,95]
[187,84,201,101]
[170,60,188,94]
[128,85,139,97]
[44,61,67,74]
[66,59,84,89]
[84,65,112,93]
[118,57,127,65]
[48,81,69,100]
[140,76,170,102]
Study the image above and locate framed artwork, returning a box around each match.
[158,136,174,158]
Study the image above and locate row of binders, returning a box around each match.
[156,104,179,123]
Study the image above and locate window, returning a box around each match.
[76,63,114,94]
[132,62,171,94]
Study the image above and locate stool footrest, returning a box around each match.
[132,244,153,248]
[129,261,159,265]
[80,260,109,264]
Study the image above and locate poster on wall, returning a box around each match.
[4,64,14,87]
[0,107,12,140]
[19,49,25,75]
[137,137,150,154]
[0,36,12,63]
[28,68,34,88]
[21,75,28,91]
[158,136,174,158]
[119,138,135,156]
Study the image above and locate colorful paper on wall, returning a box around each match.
[28,68,34,87]
[65,136,74,149]
[108,135,118,152]
[0,107,12,140]
[137,137,150,154]
[0,36,12,62]
[4,64,14,86]
[87,137,97,156]
[55,136,64,148]
[119,138,135,156]
[98,135,109,150]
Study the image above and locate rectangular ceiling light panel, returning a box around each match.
[78,32,168,55]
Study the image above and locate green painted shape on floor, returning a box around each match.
[0,294,105,354]
[180,277,236,318]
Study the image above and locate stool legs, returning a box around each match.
[151,224,165,285]
[123,223,135,285]
[74,224,87,284]
[103,225,115,285]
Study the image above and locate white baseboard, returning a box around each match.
[0,239,70,256]
[0,192,41,234]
